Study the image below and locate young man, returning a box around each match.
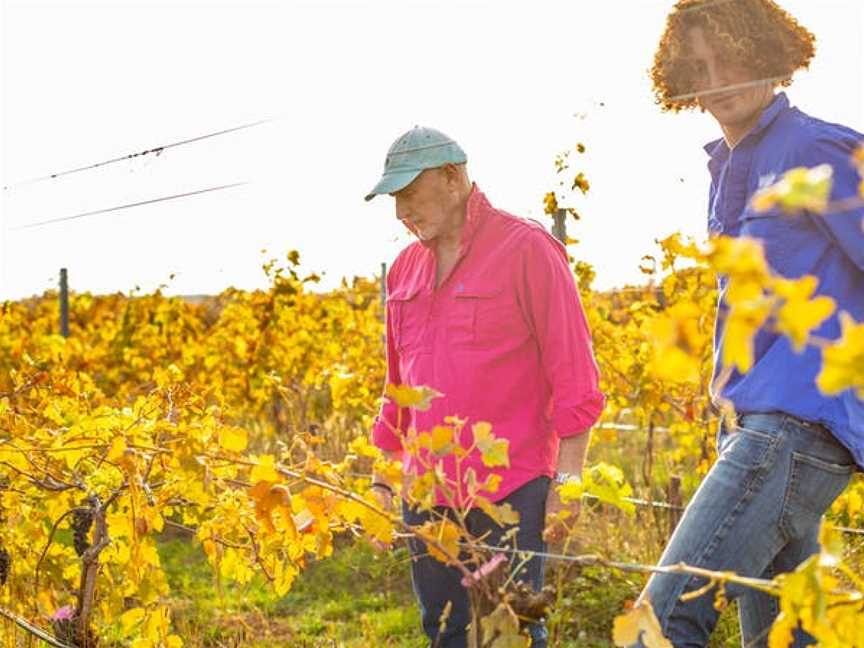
[636,1,864,646]
[364,126,605,648]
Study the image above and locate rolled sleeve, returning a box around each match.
[518,230,605,437]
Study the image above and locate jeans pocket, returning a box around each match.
[780,452,854,540]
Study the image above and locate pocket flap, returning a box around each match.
[452,283,503,300]
[386,284,423,303]
[737,203,803,224]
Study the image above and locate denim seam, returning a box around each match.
[756,559,779,637]
[701,430,780,555]
[658,430,781,634]
[778,453,799,543]
[741,559,778,647]
[764,561,779,621]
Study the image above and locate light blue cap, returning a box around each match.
[365,126,467,201]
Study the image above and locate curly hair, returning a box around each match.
[651,0,816,112]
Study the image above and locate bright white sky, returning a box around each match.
[2,0,862,300]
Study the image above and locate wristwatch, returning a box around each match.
[553,471,579,485]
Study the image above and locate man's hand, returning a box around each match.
[543,482,581,545]
[544,431,591,544]
[367,448,404,552]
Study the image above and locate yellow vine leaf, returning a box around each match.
[130,640,153,648]
[483,474,503,494]
[772,276,836,352]
[219,547,255,584]
[153,363,184,389]
[106,436,128,462]
[751,164,833,214]
[480,603,531,648]
[474,496,520,526]
[418,519,461,564]
[707,236,769,282]
[385,383,443,411]
[647,302,703,383]
[722,298,773,374]
[767,613,796,648]
[63,446,88,471]
[119,607,146,637]
[612,598,672,648]
[336,497,365,524]
[558,479,584,504]
[770,553,863,647]
[250,455,281,483]
[584,463,636,515]
[658,233,705,269]
[428,425,455,456]
[652,347,701,384]
[358,500,394,545]
[348,435,381,459]
[250,482,295,535]
[543,192,559,215]
[572,172,590,195]
[472,422,510,468]
[816,312,864,398]
[372,459,403,490]
[274,559,299,597]
[220,426,248,453]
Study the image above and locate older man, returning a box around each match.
[364,126,605,648]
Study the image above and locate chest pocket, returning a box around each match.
[449,284,510,348]
[387,285,430,354]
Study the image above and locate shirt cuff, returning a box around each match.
[554,391,605,438]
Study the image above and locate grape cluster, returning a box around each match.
[52,617,80,647]
[0,546,9,586]
[72,508,94,556]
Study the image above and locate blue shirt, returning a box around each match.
[705,92,864,468]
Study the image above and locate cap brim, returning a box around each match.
[364,169,422,201]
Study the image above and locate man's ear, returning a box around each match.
[440,163,464,191]
[440,163,459,181]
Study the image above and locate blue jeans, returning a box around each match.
[634,413,855,648]
[402,476,550,648]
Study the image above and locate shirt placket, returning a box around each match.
[720,146,754,236]
[429,209,483,344]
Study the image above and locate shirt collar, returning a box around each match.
[702,91,790,161]
[417,183,490,254]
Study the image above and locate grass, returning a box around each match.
[155,507,745,648]
[158,530,424,647]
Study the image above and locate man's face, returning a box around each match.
[685,26,773,132]
[392,167,459,243]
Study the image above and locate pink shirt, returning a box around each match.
[372,187,604,504]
